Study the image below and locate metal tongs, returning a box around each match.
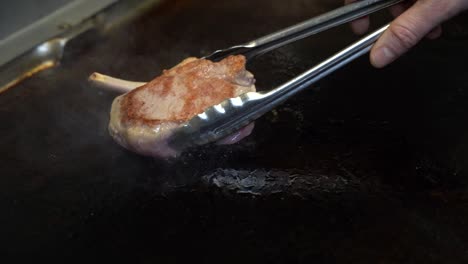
[169,0,403,151]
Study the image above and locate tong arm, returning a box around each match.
[205,0,402,61]
[169,24,390,150]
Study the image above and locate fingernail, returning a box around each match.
[372,46,395,68]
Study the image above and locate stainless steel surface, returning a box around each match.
[0,0,118,67]
[169,24,389,151]
[0,0,163,94]
[0,0,73,39]
[0,20,93,94]
[204,0,402,62]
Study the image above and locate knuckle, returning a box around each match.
[388,22,420,50]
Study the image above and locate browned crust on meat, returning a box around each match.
[120,55,253,126]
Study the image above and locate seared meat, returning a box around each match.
[94,55,256,158]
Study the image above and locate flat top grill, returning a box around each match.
[2,0,468,262]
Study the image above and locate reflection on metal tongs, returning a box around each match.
[168,0,404,151]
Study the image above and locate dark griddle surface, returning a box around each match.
[2,0,468,262]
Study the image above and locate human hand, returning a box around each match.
[345,0,468,68]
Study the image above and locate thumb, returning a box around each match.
[370,1,460,68]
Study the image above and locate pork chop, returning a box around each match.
[99,55,256,158]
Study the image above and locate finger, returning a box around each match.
[345,0,370,35]
[370,1,458,68]
[426,25,442,39]
[390,1,442,40]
